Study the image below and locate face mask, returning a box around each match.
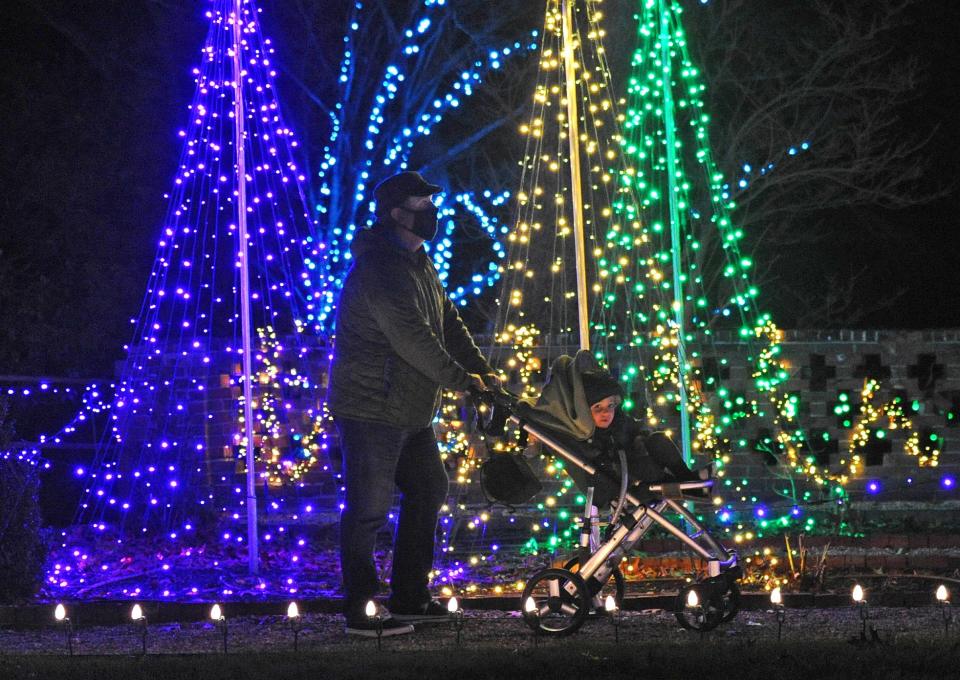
[404,204,439,241]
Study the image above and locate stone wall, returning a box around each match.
[192,329,960,515]
[486,329,960,503]
[703,329,959,498]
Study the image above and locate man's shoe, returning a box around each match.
[344,604,415,637]
[387,599,451,623]
[345,616,415,638]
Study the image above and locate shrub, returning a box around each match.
[0,397,47,603]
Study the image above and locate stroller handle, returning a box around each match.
[468,384,519,405]
[468,385,521,436]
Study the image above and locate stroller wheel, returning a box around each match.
[718,581,741,623]
[521,567,591,636]
[674,581,740,632]
[563,556,626,615]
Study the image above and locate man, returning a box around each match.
[327,171,497,637]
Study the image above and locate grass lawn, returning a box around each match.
[1,638,957,680]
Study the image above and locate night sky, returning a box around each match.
[801,0,960,330]
[1,0,958,380]
[722,0,960,330]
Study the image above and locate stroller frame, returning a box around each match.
[478,389,741,636]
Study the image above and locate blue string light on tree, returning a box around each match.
[43,0,329,598]
[313,0,540,322]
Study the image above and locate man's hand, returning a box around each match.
[466,373,487,392]
[482,372,503,390]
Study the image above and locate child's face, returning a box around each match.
[589,395,621,429]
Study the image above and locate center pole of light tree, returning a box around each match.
[658,0,692,466]
[232,0,259,576]
[562,0,591,352]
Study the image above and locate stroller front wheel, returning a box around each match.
[674,581,741,632]
[521,567,591,636]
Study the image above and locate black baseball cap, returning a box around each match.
[373,171,442,211]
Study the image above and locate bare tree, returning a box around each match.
[269,0,542,310]
[789,267,908,328]
[683,0,944,319]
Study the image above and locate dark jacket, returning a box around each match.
[562,413,686,507]
[588,413,648,459]
[327,223,492,428]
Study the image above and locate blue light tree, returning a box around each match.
[42,0,544,597]
[306,0,541,323]
[46,0,329,594]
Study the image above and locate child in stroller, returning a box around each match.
[475,351,740,635]
[507,352,710,510]
[564,367,710,509]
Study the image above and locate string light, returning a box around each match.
[315,0,540,310]
[4,0,950,605]
[42,0,328,595]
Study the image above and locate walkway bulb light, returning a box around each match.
[130,604,147,655]
[604,595,621,644]
[685,588,704,636]
[54,604,73,656]
[366,600,383,650]
[210,604,227,654]
[936,585,952,635]
[852,584,869,639]
[448,597,464,646]
[286,601,302,652]
[524,596,541,646]
[770,587,785,641]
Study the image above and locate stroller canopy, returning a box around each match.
[521,350,606,442]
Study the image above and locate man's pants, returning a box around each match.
[335,417,448,619]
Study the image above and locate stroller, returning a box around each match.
[473,360,741,636]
